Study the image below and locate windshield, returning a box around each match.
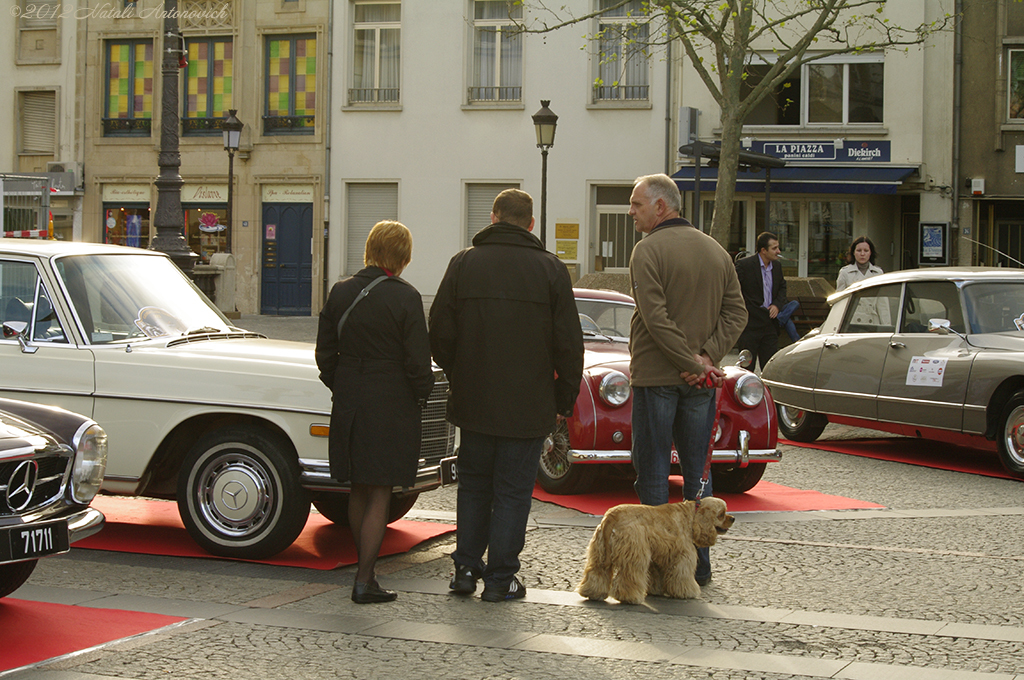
[962,282,1024,334]
[575,298,633,340]
[55,253,230,344]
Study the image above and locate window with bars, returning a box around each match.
[596,186,639,272]
[351,2,401,104]
[104,40,153,136]
[467,183,518,245]
[265,35,316,134]
[593,0,649,103]
[469,1,522,103]
[347,183,398,275]
[183,37,234,135]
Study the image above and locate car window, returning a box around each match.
[900,281,966,334]
[839,283,901,334]
[0,260,68,344]
[575,299,633,338]
[963,282,1024,334]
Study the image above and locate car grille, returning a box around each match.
[421,374,456,465]
[0,452,70,516]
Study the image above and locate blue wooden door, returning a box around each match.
[261,202,312,315]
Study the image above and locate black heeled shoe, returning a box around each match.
[351,580,397,604]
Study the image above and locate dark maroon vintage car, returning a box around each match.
[538,288,781,494]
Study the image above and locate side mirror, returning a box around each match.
[928,318,951,334]
[2,321,38,354]
[736,349,754,369]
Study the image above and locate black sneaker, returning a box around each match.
[481,576,526,602]
[696,574,712,587]
[449,565,477,594]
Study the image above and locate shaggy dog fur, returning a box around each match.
[577,497,734,604]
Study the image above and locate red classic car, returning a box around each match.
[538,288,781,494]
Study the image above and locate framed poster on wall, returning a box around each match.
[919,222,949,265]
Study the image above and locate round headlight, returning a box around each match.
[733,373,765,408]
[71,423,108,504]
[599,371,631,407]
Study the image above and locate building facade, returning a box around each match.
[670,1,958,286]
[959,0,1024,267]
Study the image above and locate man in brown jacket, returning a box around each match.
[628,173,747,585]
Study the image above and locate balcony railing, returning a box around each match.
[594,85,649,102]
[468,86,522,103]
[102,117,152,136]
[262,115,315,134]
[349,88,400,104]
[182,116,227,135]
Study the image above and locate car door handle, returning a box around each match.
[824,341,839,349]
[889,341,906,349]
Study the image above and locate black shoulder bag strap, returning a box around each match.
[336,275,389,341]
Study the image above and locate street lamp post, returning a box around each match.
[149,0,197,274]
[222,110,243,254]
[531,100,558,247]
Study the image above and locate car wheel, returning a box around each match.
[177,427,310,560]
[712,462,766,493]
[537,420,597,494]
[777,404,828,442]
[312,492,419,526]
[997,392,1024,477]
[0,559,37,599]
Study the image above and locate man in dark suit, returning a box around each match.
[735,231,789,371]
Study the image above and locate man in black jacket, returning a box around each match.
[429,189,584,602]
[735,231,790,371]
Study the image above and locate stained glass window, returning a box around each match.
[183,38,234,134]
[265,35,316,134]
[104,40,153,136]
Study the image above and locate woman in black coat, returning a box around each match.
[315,220,434,604]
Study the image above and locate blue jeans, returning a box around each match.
[776,299,801,343]
[452,429,546,590]
[631,384,716,581]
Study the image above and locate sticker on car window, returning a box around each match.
[1014,314,1024,331]
[906,356,947,387]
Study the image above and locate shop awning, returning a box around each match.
[671,165,919,195]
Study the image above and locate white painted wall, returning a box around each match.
[327,0,669,297]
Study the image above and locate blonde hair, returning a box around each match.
[364,220,413,273]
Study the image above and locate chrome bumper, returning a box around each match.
[298,458,443,495]
[567,431,782,467]
[68,506,106,544]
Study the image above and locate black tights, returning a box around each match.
[348,483,392,584]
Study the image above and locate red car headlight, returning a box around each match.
[599,371,630,407]
[733,372,765,408]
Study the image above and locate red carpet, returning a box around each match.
[0,599,185,672]
[77,496,455,570]
[782,437,1018,481]
[532,477,882,515]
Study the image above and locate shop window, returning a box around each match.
[184,207,227,264]
[103,205,151,247]
[183,37,234,135]
[265,34,317,134]
[104,40,154,136]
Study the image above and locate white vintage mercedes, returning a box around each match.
[0,239,455,559]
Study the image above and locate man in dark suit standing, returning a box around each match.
[735,232,789,371]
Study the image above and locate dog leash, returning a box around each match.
[696,372,720,505]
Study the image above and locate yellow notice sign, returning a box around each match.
[556,240,578,260]
[556,222,579,239]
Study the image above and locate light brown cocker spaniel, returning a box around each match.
[577,496,734,604]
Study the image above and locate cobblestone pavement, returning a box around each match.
[6,316,1023,680]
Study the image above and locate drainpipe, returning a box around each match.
[952,0,963,263]
[323,0,334,304]
[665,38,673,174]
